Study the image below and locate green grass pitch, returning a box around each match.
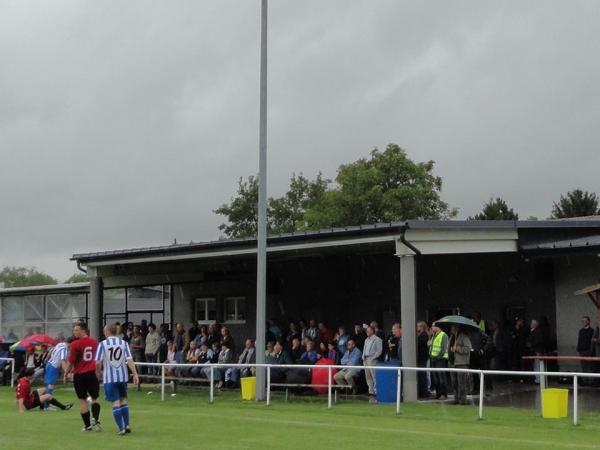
[1,385,600,449]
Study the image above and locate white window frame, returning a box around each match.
[223,296,246,324]
[195,298,217,324]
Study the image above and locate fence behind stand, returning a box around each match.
[133,361,600,426]
[0,357,15,388]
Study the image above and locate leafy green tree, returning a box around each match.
[469,197,518,220]
[214,173,329,238]
[304,144,457,228]
[551,189,600,218]
[64,273,88,283]
[0,266,57,288]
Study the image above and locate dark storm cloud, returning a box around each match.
[1,1,599,279]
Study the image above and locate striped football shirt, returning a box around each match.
[48,342,68,369]
[95,336,132,384]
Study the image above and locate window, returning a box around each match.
[127,286,163,311]
[195,298,216,323]
[224,297,246,323]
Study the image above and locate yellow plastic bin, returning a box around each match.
[240,376,257,401]
[542,388,568,418]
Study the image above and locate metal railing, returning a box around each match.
[132,361,600,426]
[0,357,15,387]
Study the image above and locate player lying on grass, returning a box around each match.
[95,323,140,436]
[16,367,73,413]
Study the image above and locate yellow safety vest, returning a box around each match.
[430,331,449,359]
[478,320,486,332]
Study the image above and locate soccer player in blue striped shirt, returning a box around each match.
[95,324,139,435]
[44,337,71,410]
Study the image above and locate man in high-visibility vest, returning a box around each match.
[429,324,449,400]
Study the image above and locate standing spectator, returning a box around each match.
[298,319,308,344]
[187,321,199,343]
[449,325,472,405]
[335,326,349,357]
[473,312,486,333]
[140,320,149,338]
[173,322,189,365]
[416,321,430,399]
[362,325,383,402]
[527,319,545,383]
[489,321,508,371]
[351,323,366,350]
[334,338,362,394]
[511,318,529,378]
[289,337,302,362]
[577,316,594,384]
[387,323,402,363]
[159,323,172,363]
[145,324,160,375]
[429,323,449,399]
[207,323,218,346]
[299,339,318,364]
[130,326,146,370]
[370,321,385,342]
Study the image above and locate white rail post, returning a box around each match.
[327,366,332,409]
[160,364,165,401]
[10,359,15,388]
[478,371,484,420]
[396,368,402,414]
[539,360,546,414]
[573,375,578,426]
[266,365,271,406]
[209,365,214,404]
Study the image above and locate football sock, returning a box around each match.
[119,404,129,427]
[112,407,124,431]
[81,411,91,428]
[91,402,101,422]
[49,398,67,410]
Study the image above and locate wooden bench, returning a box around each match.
[270,383,354,402]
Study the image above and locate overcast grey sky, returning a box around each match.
[1,1,600,280]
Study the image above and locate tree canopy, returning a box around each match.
[64,273,88,284]
[0,266,57,288]
[551,189,600,218]
[215,144,456,238]
[469,197,518,220]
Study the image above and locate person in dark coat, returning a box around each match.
[416,321,430,399]
[577,316,595,384]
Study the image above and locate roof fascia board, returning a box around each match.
[85,235,398,268]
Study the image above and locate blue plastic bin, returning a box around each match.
[375,360,401,403]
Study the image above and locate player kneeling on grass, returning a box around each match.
[16,367,73,413]
[95,323,139,436]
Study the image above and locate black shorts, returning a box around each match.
[26,390,41,410]
[73,371,100,400]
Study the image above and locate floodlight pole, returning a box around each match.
[255,0,268,401]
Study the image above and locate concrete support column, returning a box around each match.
[400,254,418,402]
[88,276,104,340]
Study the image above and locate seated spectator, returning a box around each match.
[289,337,302,362]
[333,338,362,393]
[220,327,235,355]
[326,341,338,363]
[267,341,292,383]
[215,342,234,389]
[165,341,177,377]
[286,322,301,345]
[200,342,221,379]
[305,320,320,344]
[299,339,318,364]
[185,341,201,376]
[194,325,209,347]
[318,322,333,343]
[335,326,349,357]
[229,339,256,384]
[265,341,275,358]
[191,343,213,378]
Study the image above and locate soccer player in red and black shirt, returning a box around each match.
[16,367,72,413]
[64,322,102,431]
